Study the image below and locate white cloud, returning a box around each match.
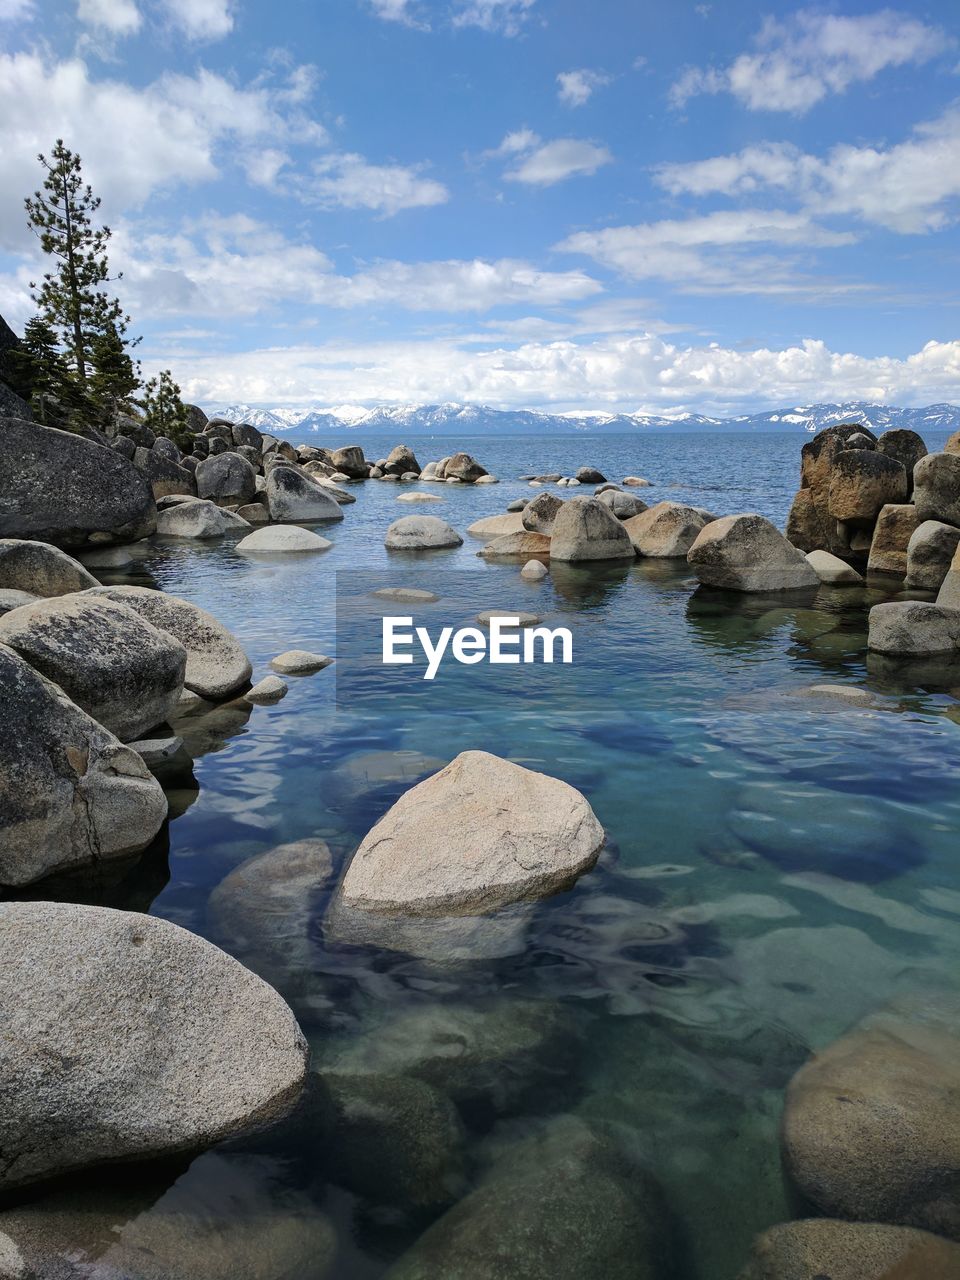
[0,0,32,18]
[77,0,141,35]
[656,108,960,234]
[159,0,234,40]
[369,0,429,28]
[504,137,612,185]
[153,332,960,416]
[556,68,611,107]
[671,9,948,113]
[307,154,449,216]
[452,0,535,36]
[557,210,856,294]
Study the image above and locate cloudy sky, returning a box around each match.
[2,0,960,414]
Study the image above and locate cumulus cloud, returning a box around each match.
[556,68,611,107]
[153,331,960,416]
[368,0,429,27]
[306,154,449,215]
[502,135,612,185]
[77,0,141,35]
[656,108,960,233]
[452,0,535,36]
[0,0,32,18]
[159,0,234,40]
[670,9,948,113]
[557,210,856,294]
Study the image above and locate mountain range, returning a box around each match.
[200,400,960,437]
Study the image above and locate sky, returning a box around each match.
[2,0,960,415]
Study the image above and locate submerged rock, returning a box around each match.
[0,539,97,596]
[549,498,634,563]
[270,650,333,674]
[737,1219,960,1280]
[236,526,332,554]
[688,515,819,592]
[245,675,288,704]
[384,516,463,550]
[0,644,167,887]
[372,586,440,603]
[467,512,526,541]
[521,559,548,581]
[868,600,960,654]
[0,902,308,1190]
[338,750,604,915]
[478,531,551,559]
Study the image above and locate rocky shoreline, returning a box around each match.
[1,406,960,1278]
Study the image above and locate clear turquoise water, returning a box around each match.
[19,432,960,1277]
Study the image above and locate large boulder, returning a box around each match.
[329,445,367,479]
[478,531,552,558]
[338,750,604,915]
[575,466,606,484]
[867,503,921,576]
[549,497,635,562]
[184,402,208,433]
[782,1001,960,1239]
[876,428,927,494]
[87,585,251,700]
[797,424,877,553]
[867,600,960,654]
[738,1219,960,1280]
[805,549,863,584]
[231,421,263,453]
[905,520,960,591]
[597,488,647,520]
[688,515,819,592]
[0,645,167,887]
[444,452,488,483]
[0,901,308,1191]
[467,512,525,541]
[236,526,332,554]
[784,488,831,554]
[937,545,960,609]
[384,515,462,550]
[133,447,196,499]
[384,444,421,476]
[827,449,907,527]
[386,1115,671,1280]
[157,498,232,539]
[265,467,344,522]
[0,417,156,548]
[195,452,257,507]
[623,501,708,558]
[0,539,97,596]
[913,452,960,526]
[522,492,564,534]
[0,593,186,740]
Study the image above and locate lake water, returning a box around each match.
[15,431,960,1278]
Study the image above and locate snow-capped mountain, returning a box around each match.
[202,400,960,436]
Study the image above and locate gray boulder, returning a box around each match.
[867,600,960,654]
[111,433,136,459]
[339,749,604,915]
[0,644,167,887]
[478,531,552,558]
[329,445,367,478]
[688,515,819,592]
[738,1219,960,1280]
[265,467,344,522]
[157,498,230,539]
[623,501,708,558]
[905,520,960,591]
[937,545,960,609]
[384,515,462,550]
[0,539,97,596]
[549,497,634,562]
[384,444,421,476]
[151,436,181,463]
[597,488,647,520]
[0,417,156,549]
[466,512,525,541]
[0,593,186,740]
[805,549,863,584]
[0,901,308,1191]
[445,452,488,483]
[0,589,38,615]
[236,526,332,554]
[867,503,921,576]
[133,446,196,499]
[196,452,257,507]
[575,466,606,483]
[876,428,927,494]
[785,488,831,554]
[87,585,252,700]
[184,402,208,433]
[827,449,908,526]
[913,451,960,526]
[522,492,564,534]
[231,421,263,452]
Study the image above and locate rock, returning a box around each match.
[127,735,184,767]
[937,546,960,609]
[623,502,708,558]
[905,520,960,591]
[329,445,367,478]
[384,444,421,476]
[738,1219,960,1280]
[785,488,831,553]
[78,546,134,568]
[688,515,819,592]
[236,526,332,554]
[111,433,136,459]
[945,430,960,455]
[845,431,875,449]
[521,559,548,581]
[0,645,167,887]
[134,447,195,499]
[384,516,463,550]
[0,539,97,596]
[533,473,561,484]
[805,549,864,584]
[338,749,604,915]
[86,585,252,700]
[623,476,651,487]
[235,503,269,524]
[467,512,525,541]
[0,901,307,1191]
[151,436,181,462]
[270,650,333,674]
[575,466,606,484]
[386,1115,670,1280]
[445,452,488,483]
[0,588,37,615]
[914,452,960,526]
[867,600,960,654]
[782,1001,960,1239]
[231,421,263,452]
[799,424,878,555]
[476,610,542,627]
[0,417,156,549]
[475,474,498,484]
[827,450,908,526]
[157,499,230,539]
[196,452,257,507]
[522,492,564,534]
[507,498,527,512]
[478,531,552,559]
[218,508,253,531]
[549,498,635,563]
[597,488,647,519]
[245,675,287,704]
[265,467,344,522]
[315,1072,466,1210]
[397,491,442,504]
[372,587,440,603]
[185,402,208,432]
[876,428,928,494]
[0,593,186,740]
[868,503,922,575]
[313,478,356,503]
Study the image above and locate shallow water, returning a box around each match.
[13,431,960,1278]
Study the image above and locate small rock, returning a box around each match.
[78,546,134,568]
[623,476,651,487]
[384,516,463,550]
[521,559,548,581]
[372,587,440,603]
[478,531,552,558]
[245,675,288,704]
[397,492,443,503]
[575,467,606,484]
[270,650,333,674]
[127,735,184,765]
[805,549,864,584]
[236,526,332,554]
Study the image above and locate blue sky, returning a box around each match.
[2,0,960,413]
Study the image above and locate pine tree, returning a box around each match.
[89,318,141,425]
[142,369,190,448]
[25,140,138,390]
[3,316,70,426]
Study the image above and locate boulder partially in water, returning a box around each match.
[868,600,960,655]
[522,492,564,534]
[688,515,819,592]
[828,449,908,527]
[905,520,960,592]
[0,902,308,1190]
[467,512,525,541]
[624,501,709,558]
[913,452,960,527]
[867,503,921,576]
[265,467,344,522]
[805,549,863,585]
[236,526,332,554]
[478,531,551,559]
[738,1219,960,1280]
[549,497,635,563]
[0,538,97,596]
[384,515,463,550]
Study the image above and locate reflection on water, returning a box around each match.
[7,433,960,1278]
